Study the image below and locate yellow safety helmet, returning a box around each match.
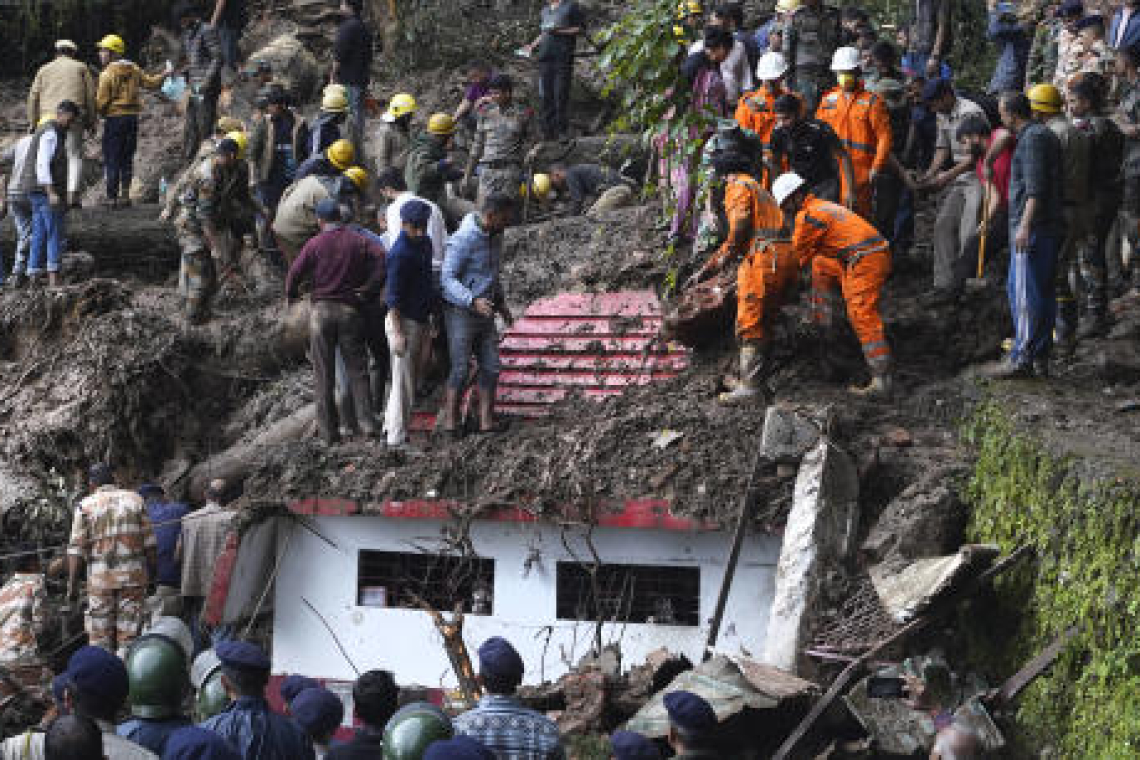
[344,166,369,191]
[384,93,417,122]
[324,83,347,99]
[426,113,457,136]
[1027,82,1063,114]
[532,173,552,200]
[322,90,349,114]
[97,34,126,55]
[521,174,552,201]
[776,0,801,13]
[677,0,702,18]
[216,116,244,134]
[224,130,248,159]
[326,139,355,170]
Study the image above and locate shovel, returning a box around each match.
[971,180,994,284]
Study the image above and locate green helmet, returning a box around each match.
[383,702,454,760]
[191,649,230,722]
[125,633,190,720]
[195,668,231,722]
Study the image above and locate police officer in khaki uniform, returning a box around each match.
[464,74,540,206]
[782,0,843,114]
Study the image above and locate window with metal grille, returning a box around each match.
[555,562,701,626]
[357,550,495,615]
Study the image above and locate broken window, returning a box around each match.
[357,550,495,615]
[555,562,700,626]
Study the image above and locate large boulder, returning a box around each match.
[248,35,321,106]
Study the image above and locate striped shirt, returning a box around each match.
[0,574,46,664]
[454,695,565,760]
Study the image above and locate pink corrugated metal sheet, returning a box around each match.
[494,291,690,417]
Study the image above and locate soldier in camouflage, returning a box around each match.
[1027,12,1061,88]
[67,464,157,656]
[782,0,843,114]
[172,137,257,324]
[1052,1,1087,89]
[0,547,50,704]
[1114,45,1140,293]
[464,74,541,206]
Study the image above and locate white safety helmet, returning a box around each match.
[830,46,861,72]
[772,172,806,207]
[756,52,789,82]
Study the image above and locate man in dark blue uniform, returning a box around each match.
[199,641,314,759]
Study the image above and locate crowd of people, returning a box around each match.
[669,0,1140,400]
[0,0,1138,755]
[0,460,705,758]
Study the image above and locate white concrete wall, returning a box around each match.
[272,515,781,687]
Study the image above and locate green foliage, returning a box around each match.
[963,404,1140,757]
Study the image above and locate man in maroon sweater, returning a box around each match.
[286,198,385,443]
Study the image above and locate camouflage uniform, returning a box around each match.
[1027,18,1060,88]
[1077,38,1112,79]
[173,155,255,322]
[67,485,156,654]
[0,573,49,704]
[468,100,536,206]
[1047,114,1091,346]
[1118,79,1140,288]
[1053,28,1084,89]
[782,3,842,115]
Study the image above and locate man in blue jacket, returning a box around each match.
[384,200,437,452]
[439,193,516,436]
[200,641,314,759]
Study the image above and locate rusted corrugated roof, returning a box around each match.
[495,290,690,416]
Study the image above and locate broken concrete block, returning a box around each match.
[762,440,859,674]
[869,545,1000,623]
[759,406,821,463]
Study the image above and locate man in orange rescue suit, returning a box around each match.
[773,170,893,397]
[735,52,801,167]
[814,46,891,218]
[692,151,797,404]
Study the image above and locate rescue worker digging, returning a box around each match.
[172,135,256,325]
[815,46,892,219]
[691,152,796,404]
[774,171,894,397]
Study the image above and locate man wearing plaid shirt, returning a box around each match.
[454,637,565,760]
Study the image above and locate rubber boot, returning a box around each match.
[850,371,894,399]
[718,342,766,405]
[47,272,60,289]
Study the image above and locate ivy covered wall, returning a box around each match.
[963,404,1140,758]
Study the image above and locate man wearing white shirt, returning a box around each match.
[23,100,78,288]
[377,168,447,278]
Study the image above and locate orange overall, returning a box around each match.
[815,83,891,218]
[736,87,801,151]
[793,195,892,373]
[705,173,794,342]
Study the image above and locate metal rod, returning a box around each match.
[703,440,768,658]
[302,596,361,676]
